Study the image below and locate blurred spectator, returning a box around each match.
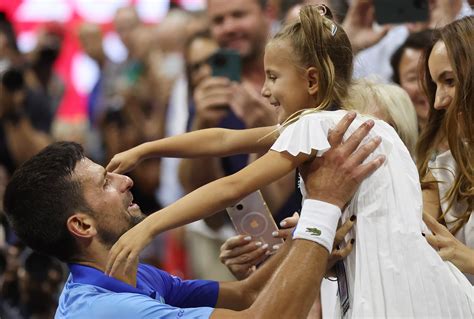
[24,23,65,115]
[0,12,23,74]
[16,251,64,319]
[345,80,418,155]
[390,30,434,132]
[353,0,473,81]
[0,68,52,176]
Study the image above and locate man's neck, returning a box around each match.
[71,245,138,287]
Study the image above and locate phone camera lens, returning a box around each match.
[214,55,227,67]
[236,204,243,210]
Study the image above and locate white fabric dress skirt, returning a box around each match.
[271,110,474,318]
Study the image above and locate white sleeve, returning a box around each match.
[271,114,331,157]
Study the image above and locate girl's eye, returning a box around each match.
[268,74,277,81]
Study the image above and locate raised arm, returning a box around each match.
[106,126,277,173]
[106,148,310,276]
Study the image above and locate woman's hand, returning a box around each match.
[106,146,144,173]
[423,213,474,275]
[219,213,299,280]
[105,219,155,277]
[327,216,356,273]
[220,212,356,279]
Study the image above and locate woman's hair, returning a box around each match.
[417,16,473,234]
[345,79,418,155]
[272,4,353,127]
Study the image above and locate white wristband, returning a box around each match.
[293,199,341,253]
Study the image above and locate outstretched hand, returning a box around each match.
[105,219,155,277]
[423,213,474,275]
[106,146,144,173]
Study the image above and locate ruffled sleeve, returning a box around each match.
[271,114,331,157]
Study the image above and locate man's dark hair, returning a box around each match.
[390,29,434,84]
[3,142,91,261]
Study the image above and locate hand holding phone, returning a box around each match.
[227,191,284,254]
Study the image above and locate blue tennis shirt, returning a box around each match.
[55,263,219,318]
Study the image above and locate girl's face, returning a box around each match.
[428,40,456,111]
[261,40,316,123]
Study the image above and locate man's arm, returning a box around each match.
[212,114,386,317]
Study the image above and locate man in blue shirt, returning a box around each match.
[3,113,383,318]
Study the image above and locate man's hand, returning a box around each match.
[193,77,233,128]
[230,81,277,128]
[300,112,385,209]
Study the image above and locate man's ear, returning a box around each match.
[306,67,319,96]
[67,213,97,239]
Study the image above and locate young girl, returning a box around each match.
[105,5,473,317]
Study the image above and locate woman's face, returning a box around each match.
[398,48,429,128]
[186,38,219,88]
[428,41,456,111]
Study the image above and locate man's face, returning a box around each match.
[73,158,145,248]
[207,0,270,62]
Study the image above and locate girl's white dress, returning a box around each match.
[271,110,474,318]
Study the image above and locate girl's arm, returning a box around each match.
[105,149,313,275]
[106,126,278,173]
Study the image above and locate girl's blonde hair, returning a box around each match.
[271,4,353,127]
[344,80,418,155]
[417,16,473,234]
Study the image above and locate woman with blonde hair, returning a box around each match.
[345,79,418,155]
[418,16,474,281]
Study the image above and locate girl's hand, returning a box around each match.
[105,220,154,277]
[219,235,269,280]
[423,213,474,275]
[106,147,143,173]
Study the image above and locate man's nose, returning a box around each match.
[221,17,237,35]
[118,174,134,192]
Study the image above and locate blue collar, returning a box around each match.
[68,263,156,298]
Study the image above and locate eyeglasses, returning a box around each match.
[187,57,210,74]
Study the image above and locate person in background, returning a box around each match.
[390,30,434,132]
[417,16,474,284]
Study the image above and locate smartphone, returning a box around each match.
[374,0,429,24]
[208,49,241,82]
[226,191,284,254]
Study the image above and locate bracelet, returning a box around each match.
[292,199,341,253]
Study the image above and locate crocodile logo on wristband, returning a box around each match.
[306,227,321,236]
